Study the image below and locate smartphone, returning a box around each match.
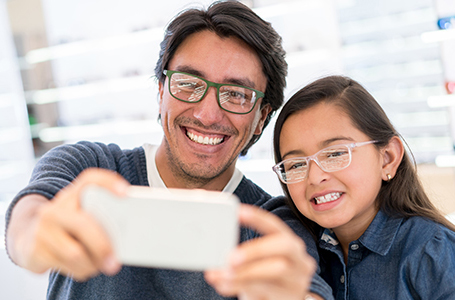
[81,185,239,271]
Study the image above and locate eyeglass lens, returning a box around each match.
[169,72,258,113]
[278,145,351,183]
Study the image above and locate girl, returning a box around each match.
[272,75,455,299]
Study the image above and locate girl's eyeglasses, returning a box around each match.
[272,140,379,184]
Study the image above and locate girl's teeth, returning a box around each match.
[187,131,223,145]
[314,192,342,205]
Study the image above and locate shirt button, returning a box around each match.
[351,244,359,250]
[340,275,345,284]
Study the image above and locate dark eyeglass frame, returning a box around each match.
[272,140,379,184]
[163,70,265,115]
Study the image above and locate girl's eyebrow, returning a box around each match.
[321,136,355,147]
[281,136,355,159]
[281,149,305,159]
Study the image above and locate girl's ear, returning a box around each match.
[381,136,404,181]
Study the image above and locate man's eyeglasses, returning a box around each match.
[163,70,265,114]
[272,140,379,184]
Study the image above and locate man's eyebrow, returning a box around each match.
[174,66,204,77]
[226,77,257,89]
[173,65,257,88]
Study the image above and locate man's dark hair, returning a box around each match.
[155,0,287,156]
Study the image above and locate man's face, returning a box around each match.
[157,30,270,189]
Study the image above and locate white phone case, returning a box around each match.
[81,185,240,271]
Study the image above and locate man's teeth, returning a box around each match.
[187,131,223,145]
[314,192,342,205]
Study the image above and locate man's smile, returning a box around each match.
[186,130,225,145]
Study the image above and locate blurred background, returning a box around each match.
[1,0,455,298]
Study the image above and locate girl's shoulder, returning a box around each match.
[396,216,455,298]
[397,215,455,252]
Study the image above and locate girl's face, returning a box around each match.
[279,102,384,240]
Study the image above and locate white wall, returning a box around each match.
[0,250,48,300]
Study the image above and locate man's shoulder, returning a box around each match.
[40,141,147,185]
[233,176,272,206]
[69,140,144,156]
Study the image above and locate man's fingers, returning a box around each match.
[229,233,305,267]
[238,204,293,236]
[232,204,307,268]
[205,204,316,299]
[58,168,129,208]
[30,224,99,279]
[56,211,121,275]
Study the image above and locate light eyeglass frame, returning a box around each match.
[163,70,265,115]
[272,140,379,184]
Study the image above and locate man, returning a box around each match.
[5,1,331,299]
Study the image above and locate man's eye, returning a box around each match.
[229,91,246,99]
[177,81,197,89]
[221,88,252,105]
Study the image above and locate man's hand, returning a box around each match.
[205,204,317,300]
[6,168,129,281]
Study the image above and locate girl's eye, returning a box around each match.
[327,151,346,158]
[324,148,349,158]
[287,161,306,171]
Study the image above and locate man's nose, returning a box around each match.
[192,87,225,125]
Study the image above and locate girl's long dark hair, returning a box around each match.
[273,75,455,239]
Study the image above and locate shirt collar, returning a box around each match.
[319,210,403,256]
[358,209,403,256]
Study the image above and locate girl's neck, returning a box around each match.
[332,207,379,263]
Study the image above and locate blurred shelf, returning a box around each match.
[23,27,164,64]
[38,119,162,143]
[30,123,49,139]
[0,160,28,181]
[346,59,443,84]
[253,0,330,19]
[391,110,449,127]
[421,28,455,43]
[286,49,335,67]
[342,36,439,67]
[336,0,434,21]
[20,0,332,65]
[0,127,26,145]
[25,75,154,104]
[0,93,14,108]
[340,7,436,39]
[427,94,455,107]
[405,136,453,151]
[436,155,455,167]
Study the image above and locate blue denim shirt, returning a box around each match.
[318,209,455,299]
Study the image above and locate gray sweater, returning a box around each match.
[5,141,332,300]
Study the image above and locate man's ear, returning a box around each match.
[254,104,272,135]
[381,136,404,181]
[158,80,164,114]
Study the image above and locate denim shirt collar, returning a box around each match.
[320,209,403,256]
